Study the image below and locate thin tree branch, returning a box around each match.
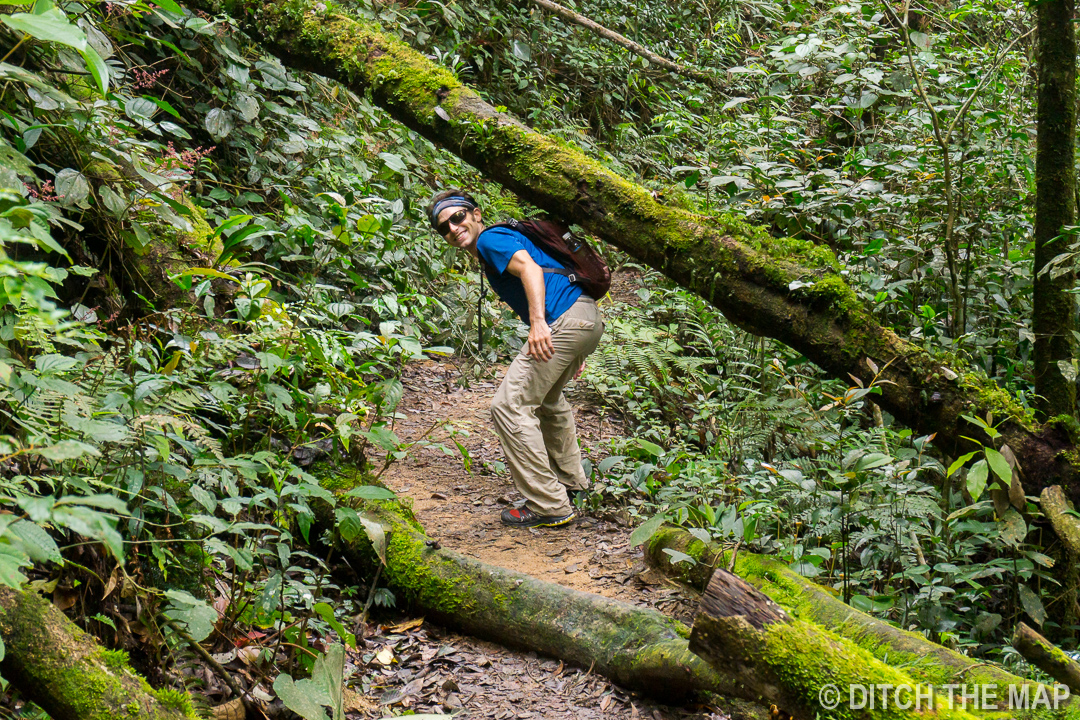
[525,0,722,89]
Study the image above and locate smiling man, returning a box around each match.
[427,189,604,528]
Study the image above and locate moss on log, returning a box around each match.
[1040,485,1080,629]
[645,525,1057,705]
[336,500,749,707]
[0,586,199,720]
[690,569,989,719]
[186,0,1080,497]
[1013,622,1080,694]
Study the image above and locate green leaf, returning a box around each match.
[344,485,397,501]
[204,108,233,140]
[189,485,216,513]
[0,544,30,587]
[31,440,100,461]
[633,438,663,458]
[273,673,330,720]
[313,604,356,649]
[629,513,666,547]
[151,0,184,14]
[80,45,108,94]
[311,644,346,720]
[966,459,988,502]
[947,451,977,478]
[661,548,697,566]
[1000,508,1027,545]
[2,10,86,51]
[358,426,399,452]
[1018,583,1047,626]
[54,168,89,206]
[378,152,407,174]
[984,447,1013,487]
[164,589,218,642]
[597,456,625,473]
[143,96,181,119]
[212,214,253,239]
[7,519,61,563]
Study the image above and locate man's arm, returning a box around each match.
[505,249,554,362]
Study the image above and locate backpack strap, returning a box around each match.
[542,267,578,284]
[478,259,489,356]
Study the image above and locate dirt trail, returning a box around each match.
[365,358,731,719]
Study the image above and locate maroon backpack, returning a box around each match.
[489,218,611,300]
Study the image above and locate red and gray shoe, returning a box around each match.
[500,506,576,528]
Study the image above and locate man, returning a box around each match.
[427,189,604,528]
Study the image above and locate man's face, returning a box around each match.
[437,206,483,252]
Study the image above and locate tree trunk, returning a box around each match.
[1040,485,1080,631]
[0,586,198,720]
[186,0,1080,500]
[1013,622,1080,694]
[1033,0,1077,419]
[645,525,1054,697]
[333,500,765,715]
[525,0,721,88]
[689,568,986,719]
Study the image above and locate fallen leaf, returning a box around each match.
[430,492,447,500]
[564,563,579,574]
[386,617,424,633]
[376,647,396,665]
[236,646,262,665]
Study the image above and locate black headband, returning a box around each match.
[429,197,477,229]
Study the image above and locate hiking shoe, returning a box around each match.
[500,506,576,528]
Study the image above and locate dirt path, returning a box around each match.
[360,358,731,719]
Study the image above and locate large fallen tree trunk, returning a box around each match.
[333,499,765,716]
[645,525,1053,698]
[0,586,199,720]
[187,0,1080,499]
[689,568,1039,719]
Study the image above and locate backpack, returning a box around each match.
[473,218,609,356]
[488,218,611,301]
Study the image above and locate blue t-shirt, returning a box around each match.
[477,226,583,326]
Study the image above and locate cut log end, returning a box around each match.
[696,568,791,630]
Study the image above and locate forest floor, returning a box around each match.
[347,274,734,719]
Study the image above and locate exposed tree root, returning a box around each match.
[0,586,199,720]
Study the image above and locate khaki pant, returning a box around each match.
[490,297,604,516]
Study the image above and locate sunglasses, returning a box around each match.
[437,208,470,237]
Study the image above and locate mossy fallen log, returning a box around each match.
[0,586,199,720]
[333,500,767,715]
[1013,622,1080,694]
[689,568,990,719]
[1040,485,1080,629]
[645,525,1058,706]
[186,0,1080,498]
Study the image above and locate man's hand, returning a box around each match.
[527,319,555,361]
[574,360,586,379]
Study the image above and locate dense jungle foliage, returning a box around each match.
[0,0,1072,714]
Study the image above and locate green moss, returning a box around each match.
[960,373,1036,430]
[1048,414,1080,445]
[151,687,196,716]
[99,648,133,674]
